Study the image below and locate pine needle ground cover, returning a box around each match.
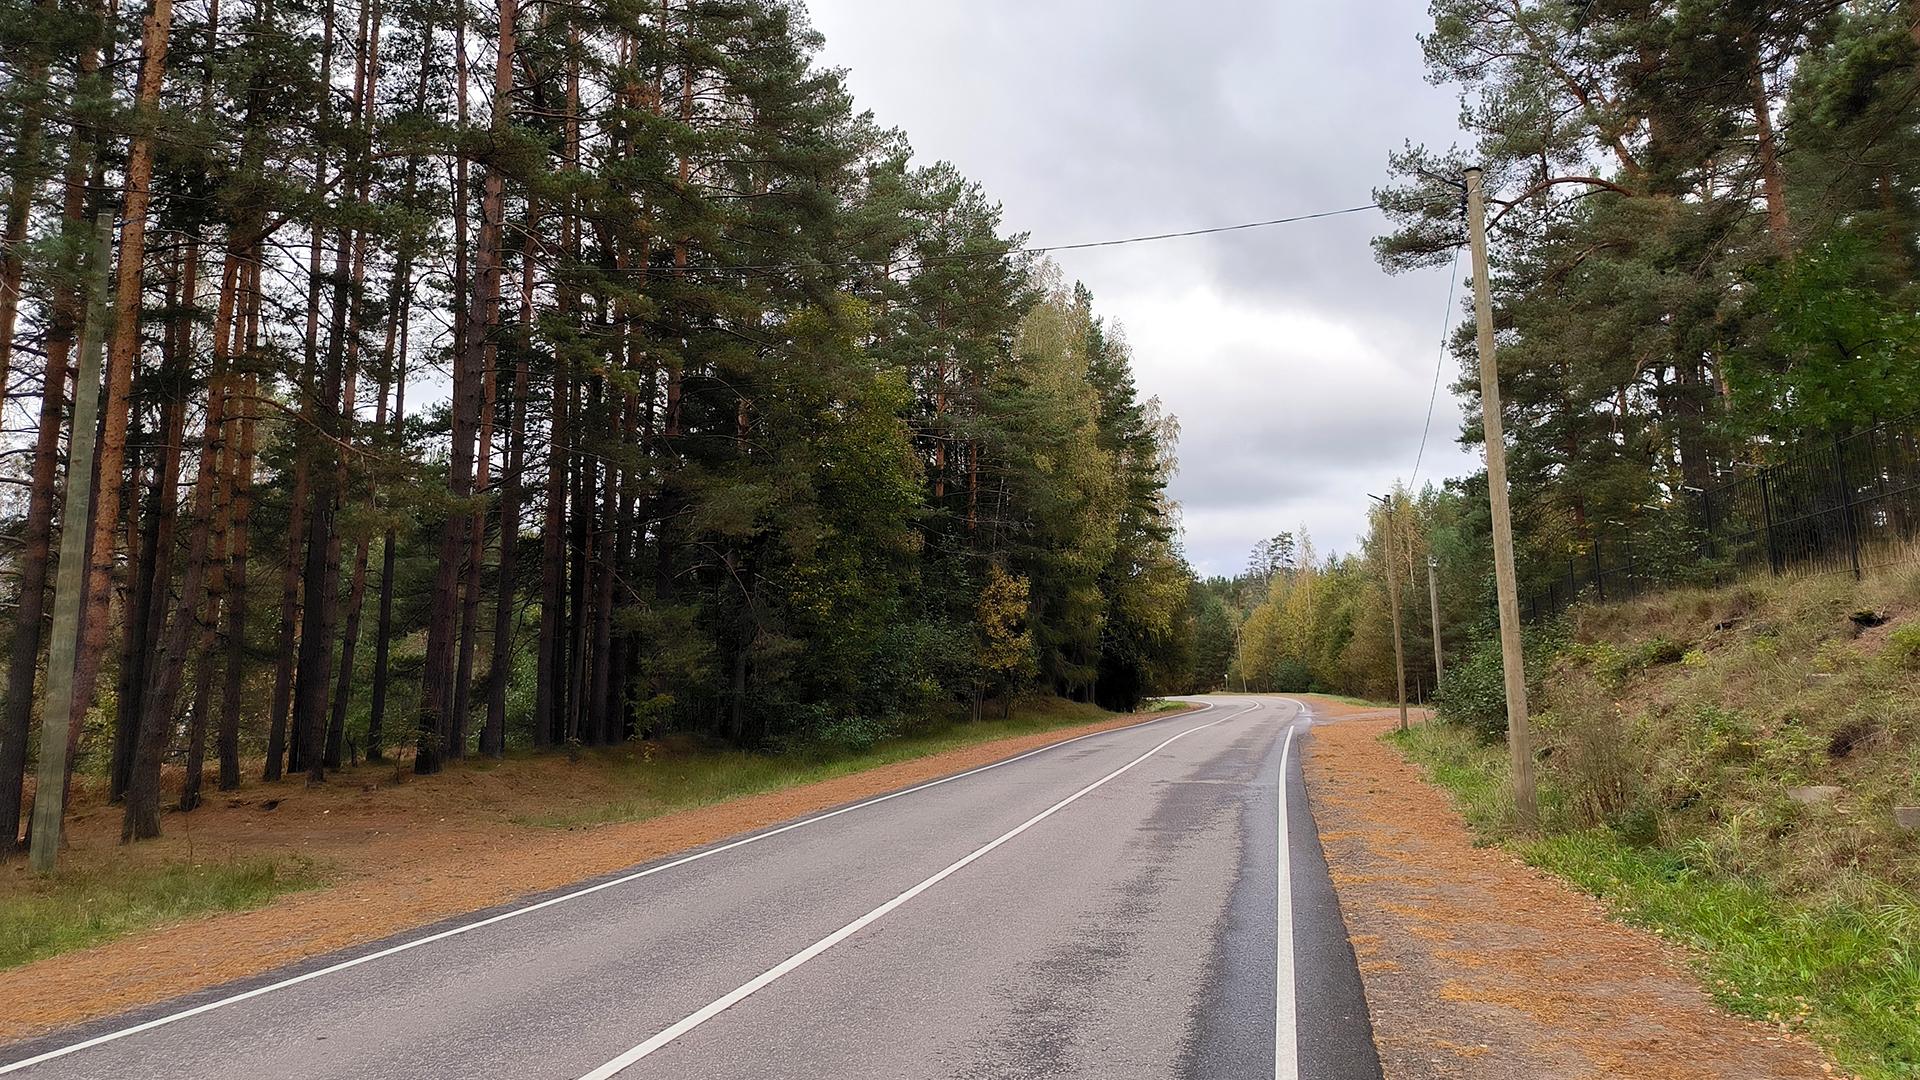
[0,697,1167,978]
[1393,563,1920,1079]
[514,697,1146,828]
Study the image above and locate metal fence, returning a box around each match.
[1523,416,1920,620]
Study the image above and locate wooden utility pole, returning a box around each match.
[28,214,112,872]
[1427,554,1445,685]
[1463,167,1538,829]
[1370,493,1410,732]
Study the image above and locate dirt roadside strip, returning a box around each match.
[1305,708,1842,1080]
[0,705,1201,1043]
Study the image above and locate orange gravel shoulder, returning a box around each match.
[0,707,1185,1041]
[1302,711,1842,1080]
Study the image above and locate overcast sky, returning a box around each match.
[803,0,1481,577]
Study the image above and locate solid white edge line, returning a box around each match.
[1276,712,1301,1080]
[0,701,1227,1076]
[574,704,1256,1080]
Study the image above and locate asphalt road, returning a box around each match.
[2,695,1382,1080]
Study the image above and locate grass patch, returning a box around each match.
[1387,722,1516,837]
[1389,722,1920,1080]
[0,858,322,971]
[1301,692,1393,708]
[518,697,1155,829]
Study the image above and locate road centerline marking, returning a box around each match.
[0,702,1226,1075]
[573,704,1259,1080]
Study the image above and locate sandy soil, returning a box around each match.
[0,707,1186,1042]
[1300,703,1841,1080]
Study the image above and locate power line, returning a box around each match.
[618,202,1387,277]
[1023,203,1382,255]
[1408,244,1463,490]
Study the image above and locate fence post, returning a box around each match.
[1759,466,1781,575]
[1592,538,1605,601]
[1834,433,1862,579]
[1698,487,1714,564]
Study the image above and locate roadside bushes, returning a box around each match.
[1534,669,1655,837]
[1432,620,1564,741]
[1434,632,1509,740]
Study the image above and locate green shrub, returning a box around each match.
[1270,657,1315,693]
[1435,634,1510,740]
[1434,622,1564,741]
[807,712,894,753]
[1537,670,1653,832]
[1882,621,1920,670]
[1634,636,1688,668]
[1570,636,1687,686]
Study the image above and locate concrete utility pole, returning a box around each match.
[1463,167,1538,829]
[29,213,114,872]
[1369,493,1410,733]
[1427,554,1445,686]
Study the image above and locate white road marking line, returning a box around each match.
[574,705,1257,1080]
[1276,713,1301,1080]
[0,703,1226,1076]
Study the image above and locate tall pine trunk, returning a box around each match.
[217,262,259,792]
[483,215,539,757]
[122,248,238,841]
[69,0,178,753]
[113,249,193,803]
[1749,53,1789,254]
[366,25,429,761]
[180,394,231,812]
[417,15,472,772]
[367,276,410,761]
[535,351,566,749]
[0,42,99,849]
[0,0,56,404]
[421,0,513,771]
[264,458,306,779]
[325,0,384,768]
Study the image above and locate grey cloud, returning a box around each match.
[805,0,1480,576]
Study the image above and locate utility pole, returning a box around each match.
[29,213,113,872]
[1368,493,1410,732]
[1463,167,1538,829]
[1427,554,1444,687]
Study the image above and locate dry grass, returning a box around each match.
[1555,561,1920,902]
[1404,558,1920,1077]
[1322,716,1838,1080]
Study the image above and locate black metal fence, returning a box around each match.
[1523,416,1920,620]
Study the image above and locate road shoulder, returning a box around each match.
[1302,713,1840,1080]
